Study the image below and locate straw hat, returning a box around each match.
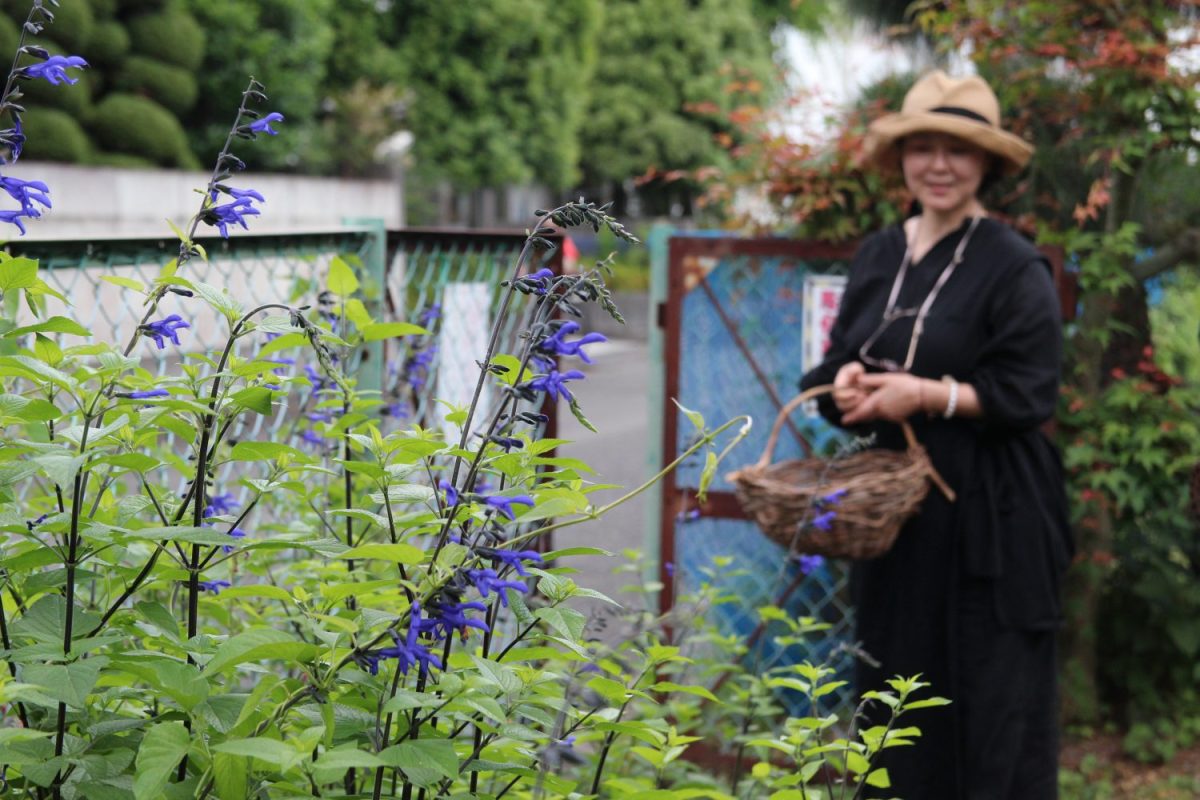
[865,70,1034,174]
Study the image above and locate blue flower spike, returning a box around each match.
[22,54,88,86]
[523,370,586,403]
[140,315,191,349]
[246,112,284,136]
[466,568,529,607]
[536,321,608,364]
[482,493,535,521]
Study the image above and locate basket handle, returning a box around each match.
[757,384,956,502]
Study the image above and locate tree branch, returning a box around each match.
[1130,227,1200,281]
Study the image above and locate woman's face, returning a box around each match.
[900,132,989,217]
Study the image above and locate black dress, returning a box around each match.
[799,218,1074,799]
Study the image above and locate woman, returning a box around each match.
[799,71,1073,799]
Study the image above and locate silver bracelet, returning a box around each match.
[942,376,959,419]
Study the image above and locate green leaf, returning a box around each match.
[134,721,189,800]
[211,738,304,771]
[229,441,306,463]
[213,751,248,800]
[337,543,424,564]
[313,746,385,773]
[229,387,275,415]
[673,399,705,431]
[22,660,103,708]
[569,398,597,433]
[101,275,146,293]
[379,739,458,783]
[362,322,428,341]
[33,333,63,366]
[697,450,717,502]
[0,257,37,291]
[327,256,359,297]
[4,316,91,338]
[649,681,720,703]
[534,606,586,640]
[193,281,244,322]
[866,767,890,788]
[205,629,317,674]
[33,453,85,486]
[343,298,374,329]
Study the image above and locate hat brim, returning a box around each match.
[865,111,1034,175]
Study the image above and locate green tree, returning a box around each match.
[578,0,777,216]
[182,0,337,173]
[393,0,600,190]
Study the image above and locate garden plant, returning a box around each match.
[0,3,952,798]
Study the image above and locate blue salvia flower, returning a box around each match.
[1,114,24,163]
[0,176,51,216]
[813,511,836,531]
[418,304,441,326]
[816,488,847,507]
[140,315,190,349]
[203,493,239,518]
[306,410,334,423]
[118,388,170,400]
[482,493,535,521]
[465,568,528,607]
[488,435,523,452]
[21,55,88,86]
[477,546,544,577]
[523,369,585,403]
[267,356,294,376]
[304,364,326,390]
[246,112,284,136]
[381,401,408,419]
[513,267,555,295]
[300,429,324,448]
[420,599,490,641]
[797,554,825,575]
[204,194,262,239]
[405,347,436,390]
[198,579,231,594]
[372,602,442,676]
[536,321,607,364]
[222,527,247,554]
[438,479,458,507]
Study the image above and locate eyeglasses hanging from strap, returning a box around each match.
[858,215,983,373]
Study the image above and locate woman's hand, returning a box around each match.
[840,372,925,425]
[832,361,869,414]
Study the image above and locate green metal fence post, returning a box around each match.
[343,217,388,396]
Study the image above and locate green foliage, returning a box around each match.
[1150,269,1200,381]
[1,0,94,52]
[86,92,197,168]
[183,0,336,173]
[125,5,205,71]
[84,18,131,69]
[581,0,774,212]
[396,0,600,189]
[18,106,92,162]
[113,54,199,115]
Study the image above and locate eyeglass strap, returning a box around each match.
[887,215,983,371]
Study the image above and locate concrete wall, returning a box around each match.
[1,162,405,240]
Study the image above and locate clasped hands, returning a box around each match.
[833,361,926,425]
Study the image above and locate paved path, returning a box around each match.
[553,338,655,610]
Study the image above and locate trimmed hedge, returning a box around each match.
[0,0,94,53]
[85,92,194,168]
[86,150,155,169]
[86,19,131,69]
[113,55,197,115]
[19,107,92,162]
[126,7,204,71]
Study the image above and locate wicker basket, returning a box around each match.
[726,385,956,560]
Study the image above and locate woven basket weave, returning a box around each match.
[727,385,956,560]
